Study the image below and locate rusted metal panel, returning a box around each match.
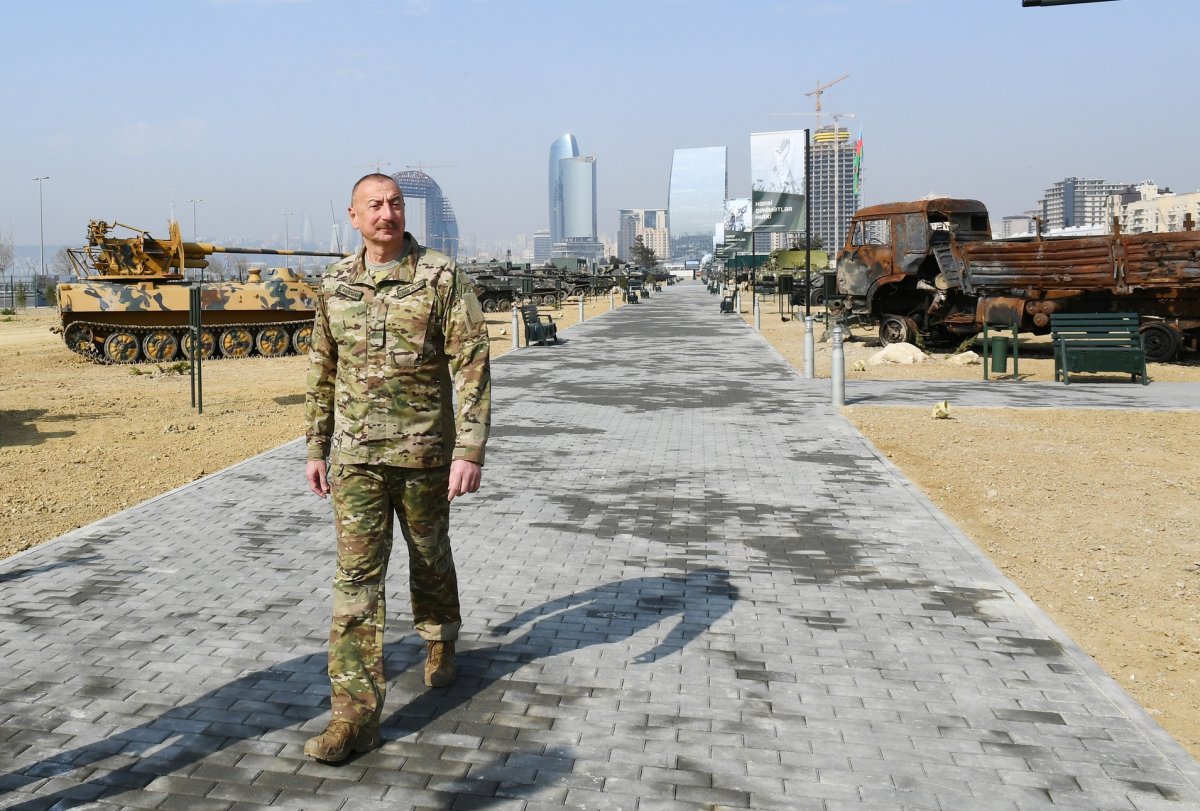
[960,237,1115,293]
[1123,232,1200,288]
[854,198,989,220]
[976,296,1025,327]
[962,231,1200,295]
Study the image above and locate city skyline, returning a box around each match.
[1,1,1195,255]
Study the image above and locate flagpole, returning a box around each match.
[804,128,811,319]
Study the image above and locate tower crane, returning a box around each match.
[352,160,392,173]
[404,163,457,174]
[804,74,849,131]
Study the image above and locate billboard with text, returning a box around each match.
[751,130,806,232]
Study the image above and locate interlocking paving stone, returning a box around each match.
[1,283,1199,810]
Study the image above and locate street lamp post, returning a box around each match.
[33,176,49,276]
[187,199,203,241]
[282,211,294,269]
[187,198,204,280]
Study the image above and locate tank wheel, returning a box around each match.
[142,330,180,362]
[481,298,497,313]
[219,327,253,358]
[496,297,511,311]
[255,326,289,357]
[1140,322,1182,363]
[181,329,216,360]
[103,331,140,363]
[291,324,314,355]
[64,322,94,353]
[878,314,914,347]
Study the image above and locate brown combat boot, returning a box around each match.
[424,640,456,687]
[303,720,380,763]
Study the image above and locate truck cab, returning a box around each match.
[836,198,991,344]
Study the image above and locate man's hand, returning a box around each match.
[448,459,482,502]
[306,460,331,498]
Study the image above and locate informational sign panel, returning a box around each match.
[750,130,806,232]
[722,198,752,252]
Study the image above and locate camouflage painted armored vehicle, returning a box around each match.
[515,270,566,307]
[461,262,567,310]
[467,271,520,313]
[55,220,345,363]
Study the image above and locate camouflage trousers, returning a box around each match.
[327,463,461,726]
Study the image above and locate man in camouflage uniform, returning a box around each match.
[303,174,491,763]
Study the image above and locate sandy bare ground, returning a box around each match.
[734,288,1200,757]
[0,295,622,560]
[2,285,1198,758]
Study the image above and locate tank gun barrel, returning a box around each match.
[77,220,347,278]
[193,243,346,258]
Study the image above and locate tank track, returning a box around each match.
[62,319,313,365]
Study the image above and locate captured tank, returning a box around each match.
[56,220,345,363]
[464,267,520,313]
[461,261,563,311]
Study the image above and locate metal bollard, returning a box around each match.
[831,325,845,407]
[804,316,815,379]
[579,294,585,324]
[734,290,740,314]
[754,294,761,331]
[512,304,519,350]
[609,288,615,311]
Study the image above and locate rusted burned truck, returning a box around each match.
[832,198,1200,361]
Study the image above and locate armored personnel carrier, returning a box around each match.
[55,220,345,363]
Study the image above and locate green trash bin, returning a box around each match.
[982,324,1020,381]
[989,335,1010,374]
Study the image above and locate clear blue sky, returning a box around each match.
[1,0,1194,252]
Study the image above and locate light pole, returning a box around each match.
[187,198,203,241]
[282,211,294,269]
[33,176,49,276]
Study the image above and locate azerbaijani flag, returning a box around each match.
[853,129,864,197]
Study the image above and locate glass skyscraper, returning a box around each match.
[668,146,727,261]
[548,133,580,245]
[560,155,597,240]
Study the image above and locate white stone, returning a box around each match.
[868,342,928,366]
[947,350,981,366]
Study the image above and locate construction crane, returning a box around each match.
[804,75,849,130]
[351,159,392,173]
[404,163,457,174]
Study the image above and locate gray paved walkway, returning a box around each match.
[2,283,1198,810]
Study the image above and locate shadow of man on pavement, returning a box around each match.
[1,567,737,810]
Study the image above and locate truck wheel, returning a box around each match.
[878,315,913,346]
[1140,322,1181,362]
[808,288,826,307]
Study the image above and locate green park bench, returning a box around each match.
[519,303,558,346]
[1050,312,1148,385]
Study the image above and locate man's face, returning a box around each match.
[349,178,406,253]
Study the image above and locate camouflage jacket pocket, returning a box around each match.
[328,286,369,354]
[381,281,435,368]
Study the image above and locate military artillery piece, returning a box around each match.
[56,220,345,363]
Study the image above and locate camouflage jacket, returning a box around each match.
[305,235,491,467]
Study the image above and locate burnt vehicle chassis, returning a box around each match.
[833,198,1200,361]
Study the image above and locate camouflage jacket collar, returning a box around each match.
[346,233,424,287]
